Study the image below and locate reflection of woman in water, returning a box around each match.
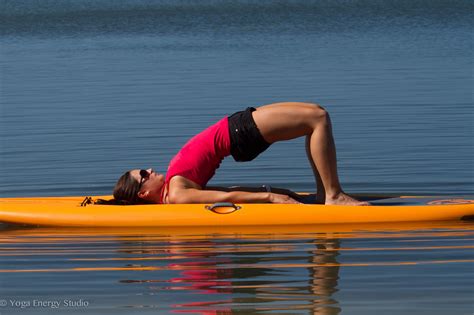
[308,239,342,315]
[168,237,342,314]
[112,102,369,206]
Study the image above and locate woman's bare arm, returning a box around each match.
[167,176,301,204]
[168,188,300,204]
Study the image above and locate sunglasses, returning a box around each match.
[138,169,150,189]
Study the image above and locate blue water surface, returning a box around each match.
[0,1,473,314]
[1,0,472,197]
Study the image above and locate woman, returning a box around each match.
[113,102,369,206]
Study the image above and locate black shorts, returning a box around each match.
[228,107,271,162]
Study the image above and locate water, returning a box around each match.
[0,0,473,313]
[0,222,473,314]
[1,0,473,197]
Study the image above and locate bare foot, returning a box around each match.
[325,192,370,206]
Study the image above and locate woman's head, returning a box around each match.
[113,168,165,204]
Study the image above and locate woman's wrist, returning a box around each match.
[266,192,274,203]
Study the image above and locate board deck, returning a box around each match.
[0,194,473,227]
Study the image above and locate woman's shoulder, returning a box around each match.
[165,176,202,204]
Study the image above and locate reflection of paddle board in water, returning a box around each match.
[0,194,473,227]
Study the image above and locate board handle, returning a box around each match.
[206,202,241,214]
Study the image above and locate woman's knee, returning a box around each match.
[305,103,329,126]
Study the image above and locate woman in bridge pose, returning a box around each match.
[113,102,369,206]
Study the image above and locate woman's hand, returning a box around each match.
[269,193,301,204]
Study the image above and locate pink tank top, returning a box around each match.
[164,117,231,191]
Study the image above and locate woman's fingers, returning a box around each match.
[269,193,302,204]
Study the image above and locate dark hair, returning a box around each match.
[96,171,145,205]
[114,171,142,203]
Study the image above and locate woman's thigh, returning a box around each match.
[252,102,326,143]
